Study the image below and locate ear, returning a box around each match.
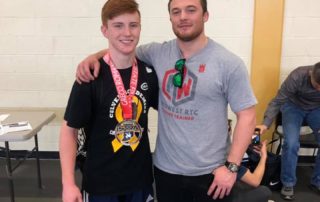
[101,25,109,39]
[203,11,209,23]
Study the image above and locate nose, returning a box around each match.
[123,26,132,36]
[180,10,187,20]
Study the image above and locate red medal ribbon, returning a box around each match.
[103,52,138,120]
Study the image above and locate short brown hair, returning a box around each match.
[168,0,207,13]
[312,62,320,84]
[101,0,140,26]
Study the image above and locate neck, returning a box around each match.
[177,34,208,59]
[109,49,135,69]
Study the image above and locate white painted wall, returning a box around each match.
[1,0,253,151]
[278,0,320,155]
[281,0,320,81]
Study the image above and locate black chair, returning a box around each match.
[271,112,320,165]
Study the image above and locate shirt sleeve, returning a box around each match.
[64,81,93,129]
[237,165,248,181]
[227,61,257,113]
[136,42,161,66]
[262,70,299,127]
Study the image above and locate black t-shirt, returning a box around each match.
[64,58,158,195]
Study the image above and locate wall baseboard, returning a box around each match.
[0,150,59,159]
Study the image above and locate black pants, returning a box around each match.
[154,166,271,202]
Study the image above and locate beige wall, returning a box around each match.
[1,0,320,152]
[0,0,254,151]
[0,0,254,108]
[281,0,320,80]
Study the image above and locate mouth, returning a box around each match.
[120,39,134,44]
[178,24,192,29]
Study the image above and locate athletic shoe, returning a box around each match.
[281,186,294,200]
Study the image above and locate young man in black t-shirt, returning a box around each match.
[59,0,158,202]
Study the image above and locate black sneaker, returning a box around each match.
[281,186,294,200]
[309,184,320,195]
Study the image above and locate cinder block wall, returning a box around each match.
[11,0,320,152]
[281,0,320,81]
[0,0,255,151]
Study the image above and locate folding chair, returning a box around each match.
[271,112,320,165]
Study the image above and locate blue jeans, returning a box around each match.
[280,102,320,187]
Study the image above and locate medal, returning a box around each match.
[114,120,143,146]
[104,52,143,150]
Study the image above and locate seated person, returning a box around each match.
[227,121,271,201]
[238,140,268,187]
[228,121,268,187]
[257,62,320,200]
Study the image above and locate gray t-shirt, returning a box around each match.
[136,38,257,175]
[263,65,320,127]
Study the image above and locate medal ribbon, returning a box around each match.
[103,52,138,120]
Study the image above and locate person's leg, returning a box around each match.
[125,185,154,202]
[185,173,232,202]
[231,184,272,202]
[88,185,154,202]
[154,166,193,202]
[88,195,119,202]
[194,180,271,202]
[155,170,233,202]
[306,107,320,188]
[280,102,305,187]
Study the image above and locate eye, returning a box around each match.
[113,23,123,29]
[186,7,196,13]
[171,9,181,16]
[130,23,140,28]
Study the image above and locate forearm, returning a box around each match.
[228,106,256,165]
[252,155,267,183]
[95,49,108,59]
[59,121,78,186]
[263,82,294,127]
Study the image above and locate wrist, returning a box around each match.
[62,176,76,187]
[225,161,240,173]
[260,155,267,161]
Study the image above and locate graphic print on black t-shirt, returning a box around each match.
[109,94,147,152]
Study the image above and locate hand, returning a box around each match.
[76,54,101,84]
[253,140,268,158]
[62,183,82,202]
[255,124,268,134]
[207,166,236,199]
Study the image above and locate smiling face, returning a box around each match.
[101,12,141,56]
[168,0,208,42]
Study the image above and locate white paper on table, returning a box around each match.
[0,121,32,136]
[0,114,10,122]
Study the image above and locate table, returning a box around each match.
[0,111,56,202]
